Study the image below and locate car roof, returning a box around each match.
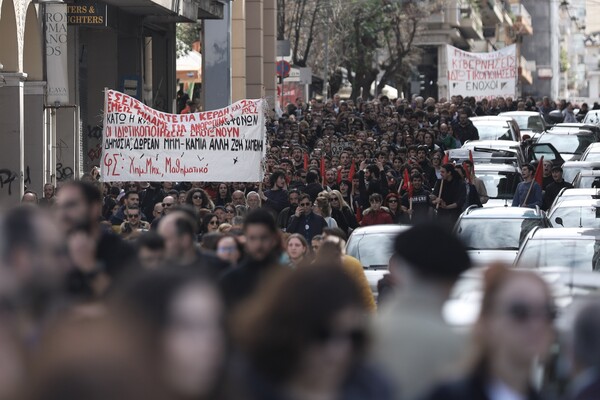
[530,227,600,240]
[562,161,600,167]
[349,224,410,235]
[472,163,519,173]
[470,116,514,123]
[461,206,542,219]
[543,128,593,135]
[585,143,600,152]
[499,111,542,117]
[548,198,600,208]
[559,188,600,196]
[461,140,520,149]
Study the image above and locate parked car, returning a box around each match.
[454,206,549,267]
[580,142,600,161]
[548,188,600,212]
[535,127,597,161]
[499,111,547,138]
[514,227,600,271]
[469,116,521,142]
[560,161,600,184]
[547,199,600,229]
[573,170,600,189]
[345,224,409,297]
[582,109,600,126]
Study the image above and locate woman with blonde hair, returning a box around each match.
[314,194,338,229]
[329,190,359,234]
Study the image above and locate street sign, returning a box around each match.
[277,60,291,78]
[299,67,312,85]
[277,40,291,57]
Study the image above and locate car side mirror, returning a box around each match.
[555,217,564,227]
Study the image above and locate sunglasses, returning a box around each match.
[226,209,235,213]
[162,203,173,207]
[209,220,219,225]
[503,301,556,324]
[127,214,139,218]
[193,195,202,200]
[388,199,398,203]
[300,202,312,206]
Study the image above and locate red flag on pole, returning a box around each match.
[336,167,342,184]
[408,179,414,198]
[320,156,326,186]
[348,159,356,181]
[442,151,449,165]
[462,162,472,184]
[303,153,309,170]
[534,156,544,187]
[402,168,410,191]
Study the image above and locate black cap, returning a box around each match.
[551,165,563,173]
[393,223,471,281]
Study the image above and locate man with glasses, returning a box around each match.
[286,193,327,242]
[119,206,150,238]
[110,190,146,226]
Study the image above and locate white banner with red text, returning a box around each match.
[101,90,266,182]
[446,44,517,100]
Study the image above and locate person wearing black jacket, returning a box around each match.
[453,110,479,144]
[220,209,282,310]
[276,189,300,231]
[543,165,573,210]
[259,171,290,216]
[358,160,389,209]
[432,163,466,226]
[304,171,324,202]
[286,194,327,242]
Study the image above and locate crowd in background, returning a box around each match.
[5,94,600,400]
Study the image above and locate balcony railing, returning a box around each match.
[510,3,533,35]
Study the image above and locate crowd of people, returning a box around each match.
[4,94,600,400]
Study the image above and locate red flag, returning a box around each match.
[355,204,362,223]
[303,153,309,170]
[408,180,414,198]
[462,162,472,184]
[337,167,342,184]
[442,151,449,165]
[348,159,356,181]
[402,168,410,191]
[534,156,544,186]
[320,156,326,186]
[469,150,474,166]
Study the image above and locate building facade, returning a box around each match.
[0,0,224,205]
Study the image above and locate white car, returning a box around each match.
[469,116,521,142]
[345,224,409,298]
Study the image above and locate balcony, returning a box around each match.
[510,2,533,36]
[479,0,503,26]
[101,0,224,22]
[449,0,484,40]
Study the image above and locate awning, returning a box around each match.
[101,0,223,22]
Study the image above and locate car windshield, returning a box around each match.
[517,238,600,270]
[509,115,545,132]
[477,171,521,199]
[472,124,513,141]
[583,112,600,125]
[539,134,594,155]
[582,152,600,162]
[550,206,600,228]
[346,232,396,268]
[456,218,542,250]
[576,176,600,189]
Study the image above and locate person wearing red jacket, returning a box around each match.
[360,193,393,226]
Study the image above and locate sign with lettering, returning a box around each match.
[446,44,517,100]
[45,3,69,104]
[67,1,107,26]
[101,90,266,182]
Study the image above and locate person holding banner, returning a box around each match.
[511,164,543,209]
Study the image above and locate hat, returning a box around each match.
[393,223,471,281]
[551,165,563,173]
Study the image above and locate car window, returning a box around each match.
[346,233,396,268]
[476,171,521,199]
[549,206,600,229]
[576,175,600,189]
[517,238,600,270]
[456,218,542,250]
[584,112,600,125]
[539,134,594,155]
[472,124,514,141]
[510,115,544,132]
[582,152,600,162]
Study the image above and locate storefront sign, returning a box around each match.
[45,3,69,105]
[67,1,107,26]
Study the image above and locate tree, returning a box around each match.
[176,23,201,58]
[278,0,326,67]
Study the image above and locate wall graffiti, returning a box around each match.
[56,163,74,181]
[0,169,17,196]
